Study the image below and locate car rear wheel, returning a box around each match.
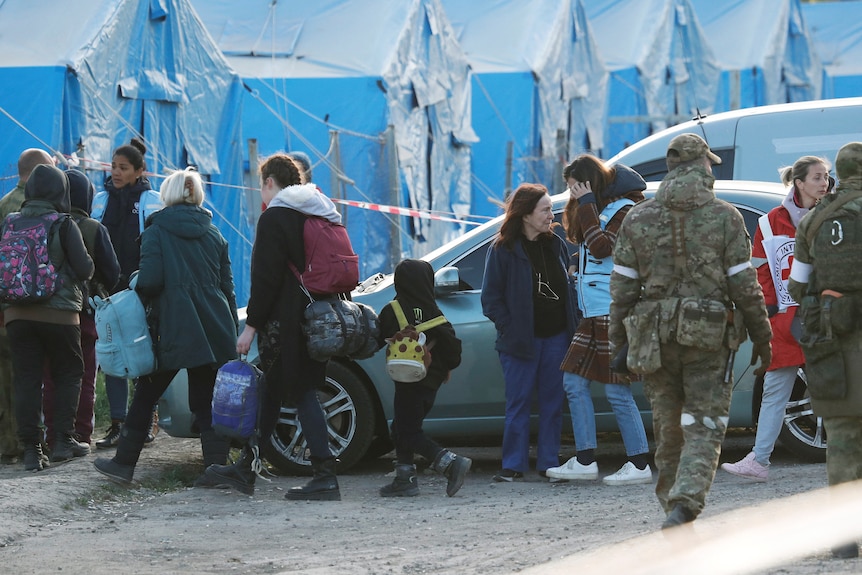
[777,368,827,463]
[261,361,376,475]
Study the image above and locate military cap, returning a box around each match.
[835,142,862,181]
[666,133,722,165]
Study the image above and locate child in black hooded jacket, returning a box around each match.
[376,259,470,497]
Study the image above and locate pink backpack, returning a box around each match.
[0,212,66,303]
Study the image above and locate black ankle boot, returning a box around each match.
[93,427,148,485]
[23,443,49,472]
[193,430,232,488]
[661,504,696,529]
[95,419,123,449]
[380,463,419,497]
[432,449,472,497]
[199,444,258,495]
[832,542,859,559]
[286,457,341,501]
[51,433,90,463]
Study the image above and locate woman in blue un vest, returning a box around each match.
[546,155,653,486]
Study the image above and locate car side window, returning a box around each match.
[736,207,760,240]
[452,241,492,291]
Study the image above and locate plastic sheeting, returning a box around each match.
[191,0,475,275]
[443,0,607,211]
[0,0,252,304]
[802,0,862,99]
[692,0,822,111]
[585,0,720,158]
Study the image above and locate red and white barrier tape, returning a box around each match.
[331,198,489,226]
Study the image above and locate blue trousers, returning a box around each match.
[498,332,567,472]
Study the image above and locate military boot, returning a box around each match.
[379,463,419,497]
[285,457,341,501]
[432,449,472,497]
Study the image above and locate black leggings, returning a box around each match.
[127,365,217,435]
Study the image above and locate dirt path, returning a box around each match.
[0,433,857,575]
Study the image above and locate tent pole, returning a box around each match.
[385,125,401,272]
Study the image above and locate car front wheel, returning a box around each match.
[777,368,827,463]
[261,361,377,475]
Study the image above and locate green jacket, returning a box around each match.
[0,181,25,221]
[135,204,239,371]
[609,164,771,351]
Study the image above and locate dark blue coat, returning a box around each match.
[481,233,577,359]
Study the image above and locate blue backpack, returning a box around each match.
[212,359,262,439]
[91,274,156,378]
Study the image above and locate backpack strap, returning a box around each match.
[415,315,448,333]
[390,300,409,329]
[804,189,862,246]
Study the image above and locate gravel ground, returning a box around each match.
[0,430,859,575]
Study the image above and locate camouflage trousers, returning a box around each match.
[643,341,733,517]
[823,417,862,486]
[0,326,21,455]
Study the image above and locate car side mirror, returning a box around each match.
[434,266,460,297]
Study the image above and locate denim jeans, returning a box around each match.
[104,374,130,421]
[563,372,649,457]
[753,365,798,466]
[498,331,568,472]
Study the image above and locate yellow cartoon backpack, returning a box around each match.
[385,300,448,383]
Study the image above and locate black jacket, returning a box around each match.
[377,259,462,390]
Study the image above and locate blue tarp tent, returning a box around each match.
[442,0,607,208]
[802,0,862,99]
[692,0,822,111]
[0,0,252,304]
[585,0,720,158]
[190,0,476,275]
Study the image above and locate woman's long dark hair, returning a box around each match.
[561,154,615,244]
[495,183,552,249]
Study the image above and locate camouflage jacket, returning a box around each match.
[608,165,771,350]
[788,184,862,304]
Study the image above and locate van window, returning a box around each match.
[735,108,862,181]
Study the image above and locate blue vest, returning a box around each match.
[91,189,163,233]
[577,198,634,318]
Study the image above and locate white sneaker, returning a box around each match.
[545,457,598,480]
[602,461,653,486]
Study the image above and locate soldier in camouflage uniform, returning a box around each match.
[609,133,772,529]
[788,142,862,559]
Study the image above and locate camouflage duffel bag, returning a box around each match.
[622,301,662,375]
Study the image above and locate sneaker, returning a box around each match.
[492,469,524,482]
[145,409,160,445]
[545,457,598,480]
[539,470,569,484]
[721,452,768,482]
[602,461,653,486]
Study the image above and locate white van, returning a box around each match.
[608,97,862,182]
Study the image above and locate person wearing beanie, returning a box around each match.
[789,141,862,559]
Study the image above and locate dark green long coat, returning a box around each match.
[135,204,238,371]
